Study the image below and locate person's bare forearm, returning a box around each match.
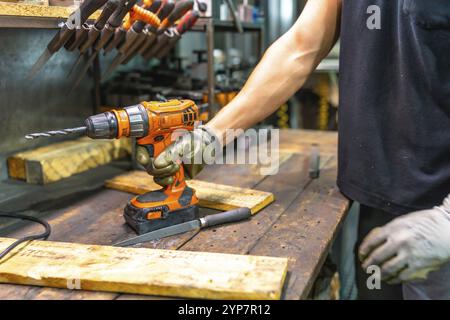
[207,0,341,143]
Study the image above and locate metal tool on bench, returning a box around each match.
[119,0,175,65]
[26,99,202,235]
[142,0,194,60]
[70,0,138,90]
[27,0,108,79]
[67,0,120,77]
[155,10,200,59]
[102,1,162,78]
[309,144,321,179]
[114,208,252,247]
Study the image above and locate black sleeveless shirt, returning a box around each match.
[338,0,450,214]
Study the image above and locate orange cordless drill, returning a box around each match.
[26,100,200,234]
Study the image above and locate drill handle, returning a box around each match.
[139,132,188,191]
[166,164,187,192]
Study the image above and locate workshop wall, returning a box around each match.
[0,28,95,160]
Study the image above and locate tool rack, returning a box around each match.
[0,2,265,117]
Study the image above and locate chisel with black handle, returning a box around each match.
[102,2,161,78]
[156,9,199,59]
[27,0,108,79]
[113,208,252,247]
[120,0,175,65]
[141,0,194,60]
[67,0,120,77]
[141,0,194,59]
[103,0,159,56]
[113,0,166,65]
[70,0,138,90]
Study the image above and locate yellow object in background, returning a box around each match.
[277,104,290,129]
[317,75,331,131]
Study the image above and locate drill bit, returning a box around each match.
[25,127,87,140]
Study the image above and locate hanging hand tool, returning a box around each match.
[195,0,208,13]
[27,0,108,79]
[225,0,243,33]
[70,0,138,91]
[120,0,175,65]
[108,0,167,67]
[156,10,200,59]
[67,0,120,77]
[142,0,194,60]
[157,0,194,33]
[137,0,194,61]
[102,0,158,55]
[26,100,202,235]
[102,2,162,78]
[64,22,91,53]
[114,208,252,247]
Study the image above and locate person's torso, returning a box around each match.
[338,0,450,214]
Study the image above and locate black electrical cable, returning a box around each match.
[0,212,51,260]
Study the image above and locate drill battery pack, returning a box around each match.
[124,186,200,235]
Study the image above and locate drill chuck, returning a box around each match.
[86,105,149,139]
[85,112,118,139]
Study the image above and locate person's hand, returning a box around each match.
[359,195,450,284]
[139,126,219,187]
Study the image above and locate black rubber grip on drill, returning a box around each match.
[108,0,138,28]
[202,208,252,228]
[95,0,120,30]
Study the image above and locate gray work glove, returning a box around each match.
[359,195,450,284]
[137,126,219,187]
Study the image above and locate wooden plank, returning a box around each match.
[249,157,350,299]
[0,238,288,300]
[105,171,274,215]
[0,3,100,19]
[8,139,83,180]
[8,138,131,185]
[0,189,133,300]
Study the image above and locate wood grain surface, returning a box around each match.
[0,238,288,300]
[0,3,100,19]
[8,138,131,184]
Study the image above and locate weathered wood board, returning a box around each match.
[0,238,288,300]
[105,171,275,215]
[0,3,100,19]
[279,130,338,156]
[8,138,131,185]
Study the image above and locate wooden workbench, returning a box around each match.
[0,130,349,300]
